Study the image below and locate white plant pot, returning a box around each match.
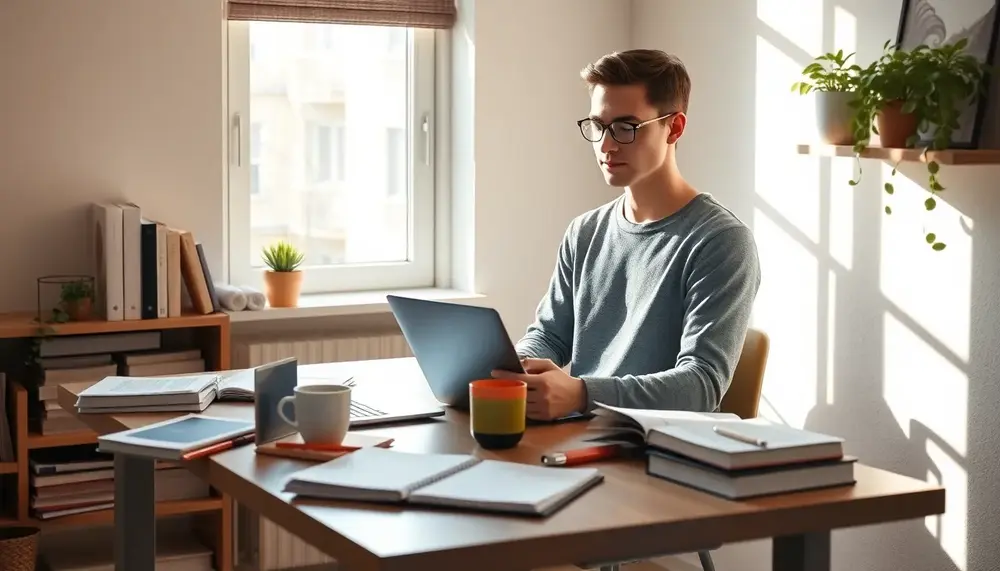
[814,90,856,145]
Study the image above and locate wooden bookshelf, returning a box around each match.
[796,143,1000,165]
[0,310,233,570]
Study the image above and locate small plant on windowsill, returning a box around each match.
[262,240,305,308]
[847,38,991,251]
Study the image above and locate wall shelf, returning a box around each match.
[796,143,1000,166]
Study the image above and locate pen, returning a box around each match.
[274,439,395,452]
[713,425,768,447]
[541,443,621,466]
[182,433,256,461]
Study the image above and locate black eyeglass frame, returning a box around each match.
[576,112,678,144]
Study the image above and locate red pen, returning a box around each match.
[540,443,621,466]
[182,433,255,461]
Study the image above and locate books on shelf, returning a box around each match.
[89,201,216,322]
[283,447,604,517]
[28,443,210,520]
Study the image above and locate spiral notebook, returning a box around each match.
[282,447,604,516]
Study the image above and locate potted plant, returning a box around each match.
[791,49,861,145]
[262,240,305,308]
[850,39,990,151]
[59,279,94,321]
[846,38,991,251]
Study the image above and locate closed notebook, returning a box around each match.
[647,418,844,471]
[283,447,604,516]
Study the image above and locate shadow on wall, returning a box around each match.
[722,0,1000,570]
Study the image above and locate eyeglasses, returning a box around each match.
[576,112,677,144]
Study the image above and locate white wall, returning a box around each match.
[633,1,1000,570]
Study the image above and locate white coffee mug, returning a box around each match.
[277,384,351,444]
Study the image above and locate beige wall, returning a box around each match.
[0,0,227,312]
[633,1,1000,570]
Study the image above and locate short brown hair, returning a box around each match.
[580,49,691,114]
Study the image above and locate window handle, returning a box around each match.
[232,112,242,167]
[422,114,430,166]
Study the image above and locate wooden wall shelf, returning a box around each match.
[0,310,233,570]
[796,143,1000,166]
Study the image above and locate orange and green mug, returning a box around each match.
[469,379,527,449]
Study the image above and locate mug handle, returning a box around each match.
[277,396,298,427]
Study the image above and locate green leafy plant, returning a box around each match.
[791,49,861,94]
[59,280,93,302]
[262,241,304,272]
[845,39,991,251]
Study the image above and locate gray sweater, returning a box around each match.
[515,193,761,413]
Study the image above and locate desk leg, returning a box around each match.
[114,454,156,571]
[773,532,830,571]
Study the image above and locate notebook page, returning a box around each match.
[592,402,738,435]
[283,448,479,500]
[408,460,603,515]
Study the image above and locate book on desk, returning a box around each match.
[73,369,256,413]
[587,403,854,499]
[283,447,604,517]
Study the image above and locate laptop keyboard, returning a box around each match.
[350,400,387,419]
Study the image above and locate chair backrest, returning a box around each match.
[719,328,770,419]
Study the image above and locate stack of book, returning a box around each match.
[588,403,855,499]
[74,369,255,414]
[29,444,211,520]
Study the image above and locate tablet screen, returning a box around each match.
[129,417,252,444]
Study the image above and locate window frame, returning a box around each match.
[226,22,437,295]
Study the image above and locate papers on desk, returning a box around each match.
[75,369,256,413]
[283,447,604,517]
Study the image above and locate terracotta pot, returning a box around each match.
[876,100,918,148]
[814,90,856,145]
[264,270,303,308]
[64,298,93,321]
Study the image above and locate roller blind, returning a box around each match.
[227,0,456,29]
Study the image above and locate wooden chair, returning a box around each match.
[696,327,770,571]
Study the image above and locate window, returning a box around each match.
[305,122,345,184]
[227,21,436,294]
[250,123,262,195]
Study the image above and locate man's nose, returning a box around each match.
[599,129,618,154]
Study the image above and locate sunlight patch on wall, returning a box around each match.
[752,207,818,427]
[827,157,854,270]
[883,312,968,458]
[755,35,821,244]
[878,162,972,363]
[757,0,822,55]
[825,269,837,405]
[925,437,968,571]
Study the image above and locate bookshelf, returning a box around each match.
[0,310,233,571]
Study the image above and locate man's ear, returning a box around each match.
[666,112,687,144]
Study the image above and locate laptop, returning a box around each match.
[253,356,444,446]
[386,295,525,409]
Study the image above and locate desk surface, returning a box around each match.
[59,358,945,571]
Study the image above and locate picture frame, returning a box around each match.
[896,0,1000,148]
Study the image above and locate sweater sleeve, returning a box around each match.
[514,222,577,367]
[579,226,761,412]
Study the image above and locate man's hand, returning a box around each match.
[491,358,587,421]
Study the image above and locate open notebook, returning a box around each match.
[282,447,604,517]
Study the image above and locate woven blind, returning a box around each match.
[227,0,456,29]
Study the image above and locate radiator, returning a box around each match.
[232,331,411,570]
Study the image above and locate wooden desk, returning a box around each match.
[59,358,945,571]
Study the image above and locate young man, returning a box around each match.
[495,49,761,421]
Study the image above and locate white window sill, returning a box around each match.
[225,287,486,323]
